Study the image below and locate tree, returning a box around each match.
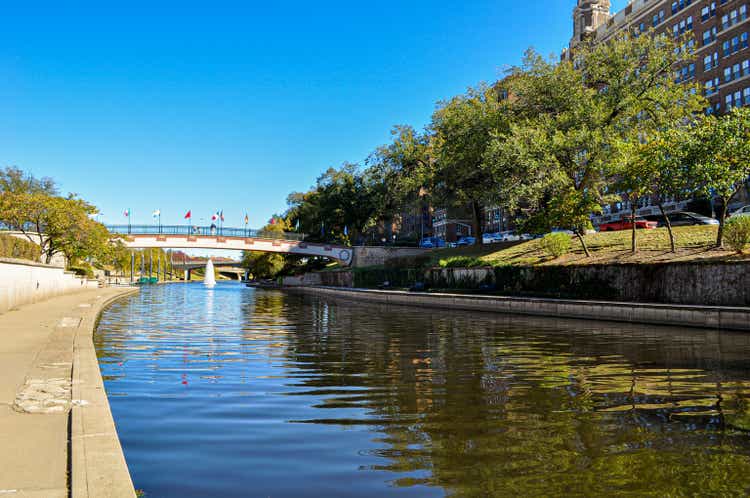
[244,218,291,279]
[365,125,432,241]
[614,127,696,253]
[688,107,750,247]
[286,164,375,245]
[486,33,701,256]
[429,84,511,246]
[0,166,57,197]
[602,33,705,253]
[486,51,613,256]
[0,188,111,264]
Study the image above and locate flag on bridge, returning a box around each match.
[152,209,160,218]
[244,214,249,225]
[184,210,191,220]
[211,212,219,221]
[220,210,225,222]
[123,209,130,217]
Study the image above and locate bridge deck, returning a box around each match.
[106,224,305,241]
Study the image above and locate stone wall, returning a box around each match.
[289,261,750,307]
[427,262,750,306]
[0,258,99,314]
[351,246,430,268]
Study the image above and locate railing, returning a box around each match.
[105,225,306,241]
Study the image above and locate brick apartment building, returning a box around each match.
[566,0,750,224]
[567,0,749,114]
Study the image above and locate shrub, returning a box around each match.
[0,234,41,261]
[724,216,750,253]
[438,256,486,268]
[539,232,572,259]
[68,264,94,278]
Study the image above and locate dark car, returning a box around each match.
[644,211,719,227]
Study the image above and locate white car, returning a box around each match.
[730,205,750,218]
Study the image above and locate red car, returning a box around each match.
[598,216,658,232]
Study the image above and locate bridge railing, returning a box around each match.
[106,225,306,241]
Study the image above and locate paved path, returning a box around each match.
[0,287,137,497]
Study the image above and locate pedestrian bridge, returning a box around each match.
[106,225,354,265]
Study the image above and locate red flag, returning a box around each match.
[184,210,191,219]
[269,217,276,225]
[220,210,225,222]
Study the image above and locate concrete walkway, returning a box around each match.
[0,287,137,497]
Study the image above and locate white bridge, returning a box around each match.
[107,225,353,265]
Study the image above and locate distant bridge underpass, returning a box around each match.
[107,225,353,266]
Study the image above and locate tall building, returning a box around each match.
[566,0,750,114]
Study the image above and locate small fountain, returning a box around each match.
[204,259,216,288]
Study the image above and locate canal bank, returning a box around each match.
[286,286,750,331]
[0,286,138,498]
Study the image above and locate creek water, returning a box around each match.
[95,282,750,497]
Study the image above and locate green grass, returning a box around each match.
[429,226,745,267]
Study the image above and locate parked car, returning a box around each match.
[419,237,446,248]
[598,216,658,231]
[644,211,719,227]
[482,233,499,244]
[730,205,750,218]
[455,236,476,246]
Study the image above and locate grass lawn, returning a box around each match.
[431,225,749,266]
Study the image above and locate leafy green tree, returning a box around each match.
[286,163,375,245]
[365,125,432,240]
[429,84,511,245]
[243,218,290,279]
[0,187,111,264]
[487,34,701,256]
[614,127,696,253]
[687,107,750,247]
[0,166,57,197]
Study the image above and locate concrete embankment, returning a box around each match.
[0,258,99,314]
[287,286,750,331]
[0,286,138,498]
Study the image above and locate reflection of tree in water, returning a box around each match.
[283,298,750,496]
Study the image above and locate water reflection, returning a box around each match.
[96,283,750,497]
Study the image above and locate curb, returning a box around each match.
[287,286,750,331]
[70,287,139,498]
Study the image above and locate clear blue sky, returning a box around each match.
[1,0,629,228]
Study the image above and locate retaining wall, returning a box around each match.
[351,246,430,268]
[426,262,750,306]
[0,258,98,314]
[295,261,750,307]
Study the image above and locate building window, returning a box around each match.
[702,2,717,21]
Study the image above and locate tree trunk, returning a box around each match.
[576,230,591,258]
[717,198,729,248]
[471,200,483,246]
[631,204,638,254]
[658,203,676,253]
